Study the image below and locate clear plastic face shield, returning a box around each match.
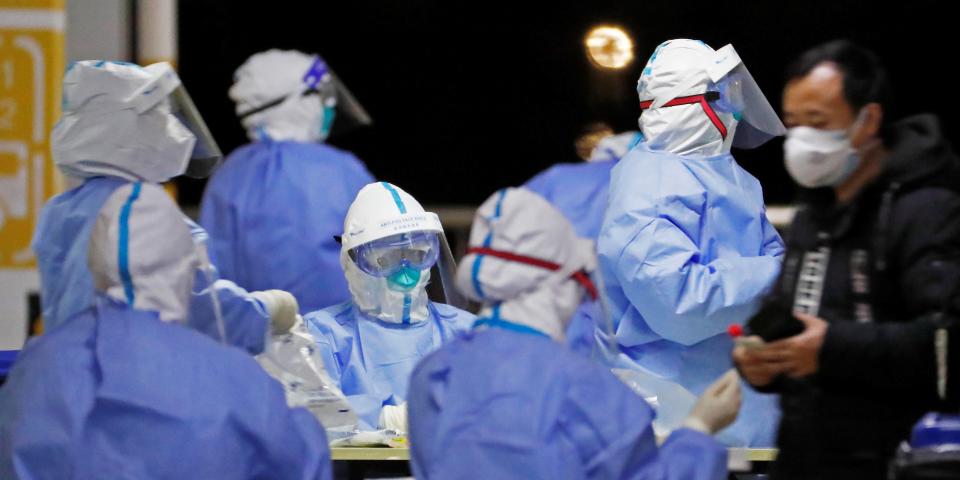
[706,45,787,149]
[169,86,223,178]
[132,63,223,178]
[236,57,372,138]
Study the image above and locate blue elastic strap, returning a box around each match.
[473,316,549,339]
[118,182,143,306]
[402,294,411,325]
[471,189,508,299]
[381,182,407,214]
[302,57,330,89]
[470,243,488,299]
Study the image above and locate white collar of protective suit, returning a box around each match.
[650,44,740,110]
[341,211,443,250]
[635,141,735,161]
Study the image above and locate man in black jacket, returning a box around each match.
[733,40,960,479]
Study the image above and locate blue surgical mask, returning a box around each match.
[319,104,336,141]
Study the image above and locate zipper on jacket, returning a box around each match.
[875,182,901,272]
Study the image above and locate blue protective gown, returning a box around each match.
[0,297,331,480]
[597,144,785,447]
[407,325,728,479]
[525,160,620,240]
[200,141,374,314]
[32,176,270,354]
[305,301,474,429]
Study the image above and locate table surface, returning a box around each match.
[331,447,410,461]
[729,448,778,462]
[331,447,779,462]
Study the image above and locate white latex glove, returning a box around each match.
[378,402,408,433]
[251,290,299,333]
[682,369,742,435]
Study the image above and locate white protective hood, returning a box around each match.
[456,188,596,341]
[230,49,332,143]
[52,61,200,183]
[637,39,785,157]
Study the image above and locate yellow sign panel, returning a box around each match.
[0,5,64,268]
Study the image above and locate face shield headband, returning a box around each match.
[236,57,333,121]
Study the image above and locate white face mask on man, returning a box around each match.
[783,110,868,188]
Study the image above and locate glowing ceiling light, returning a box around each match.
[585,26,634,69]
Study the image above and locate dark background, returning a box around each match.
[177,0,955,207]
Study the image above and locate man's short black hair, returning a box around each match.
[786,40,892,113]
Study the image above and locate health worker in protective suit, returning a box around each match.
[407,187,741,480]
[32,61,299,354]
[597,39,787,446]
[201,50,374,314]
[305,182,475,430]
[526,130,643,356]
[0,61,331,479]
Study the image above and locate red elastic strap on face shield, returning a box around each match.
[639,92,728,140]
[466,247,599,300]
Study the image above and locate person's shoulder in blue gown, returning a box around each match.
[409,186,730,480]
[409,328,727,480]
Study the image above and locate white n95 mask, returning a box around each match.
[783,123,862,188]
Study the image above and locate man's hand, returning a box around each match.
[733,313,829,385]
[764,312,829,378]
[733,335,787,387]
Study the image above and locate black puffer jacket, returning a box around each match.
[747,115,960,480]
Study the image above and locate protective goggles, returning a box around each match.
[639,91,729,140]
[466,247,599,300]
[349,231,440,277]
